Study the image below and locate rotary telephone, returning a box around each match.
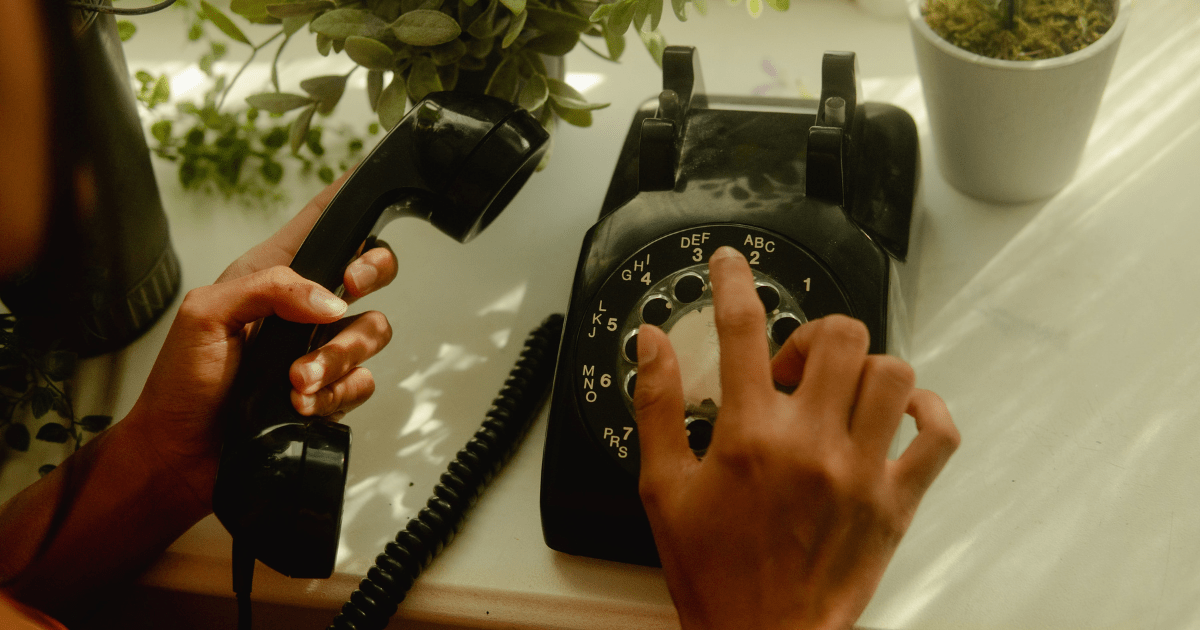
[539,46,919,566]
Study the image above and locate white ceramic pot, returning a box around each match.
[909,0,1130,203]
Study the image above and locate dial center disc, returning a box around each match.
[666,305,723,410]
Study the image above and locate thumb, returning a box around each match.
[635,325,692,492]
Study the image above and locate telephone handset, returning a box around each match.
[211,91,548,582]
[540,47,919,566]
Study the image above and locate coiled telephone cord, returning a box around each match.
[326,313,563,630]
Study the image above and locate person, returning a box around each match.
[0,2,959,629]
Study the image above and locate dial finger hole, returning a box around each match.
[685,416,714,453]
[641,295,673,326]
[756,283,781,313]
[623,330,639,363]
[769,313,803,346]
[672,273,706,303]
[624,370,638,400]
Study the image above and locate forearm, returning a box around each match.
[0,415,210,622]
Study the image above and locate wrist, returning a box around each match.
[116,405,216,522]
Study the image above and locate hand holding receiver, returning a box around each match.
[211,91,549,580]
[123,170,399,528]
[635,247,959,630]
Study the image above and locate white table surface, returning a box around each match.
[6,0,1200,627]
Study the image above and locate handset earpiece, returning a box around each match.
[212,92,548,579]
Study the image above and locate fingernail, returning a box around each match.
[710,246,743,261]
[303,362,324,392]
[346,261,377,292]
[298,393,317,413]
[310,289,347,317]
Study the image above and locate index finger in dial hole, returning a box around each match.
[707,247,773,410]
[289,310,392,395]
[344,239,398,300]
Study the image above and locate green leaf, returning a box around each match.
[670,0,687,20]
[639,28,666,66]
[146,75,171,109]
[282,14,313,35]
[466,35,494,58]
[300,75,348,114]
[316,33,333,55]
[344,36,396,70]
[467,0,499,38]
[151,119,174,145]
[31,387,55,419]
[245,92,315,114]
[179,158,200,188]
[4,424,29,452]
[266,0,334,18]
[523,31,579,55]
[41,351,76,382]
[367,69,384,111]
[633,0,649,30]
[402,0,443,12]
[117,20,137,41]
[518,72,548,111]
[602,21,625,61]
[430,39,467,65]
[499,0,525,15]
[406,57,443,103]
[290,105,317,153]
[311,8,388,39]
[437,62,459,90]
[547,77,609,110]
[188,21,205,40]
[459,55,487,71]
[318,166,335,184]
[692,0,707,16]
[589,3,615,21]
[306,127,326,156]
[610,0,636,34]
[485,55,520,101]
[38,464,56,477]
[551,99,593,127]
[764,0,787,9]
[377,73,408,129]
[501,9,526,48]
[136,70,154,84]
[200,1,251,45]
[649,0,664,30]
[51,395,70,422]
[745,0,762,17]
[392,9,462,46]
[35,422,69,444]
[79,415,113,432]
[260,159,284,184]
[262,126,289,148]
[526,6,593,32]
[230,0,272,22]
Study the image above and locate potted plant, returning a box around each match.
[126,0,777,202]
[908,0,1129,203]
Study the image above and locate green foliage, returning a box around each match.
[213,0,619,142]
[117,20,137,41]
[126,0,786,203]
[0,314,112,471]
[134,31,368,206]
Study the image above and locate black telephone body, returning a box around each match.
[539,46,919,567]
